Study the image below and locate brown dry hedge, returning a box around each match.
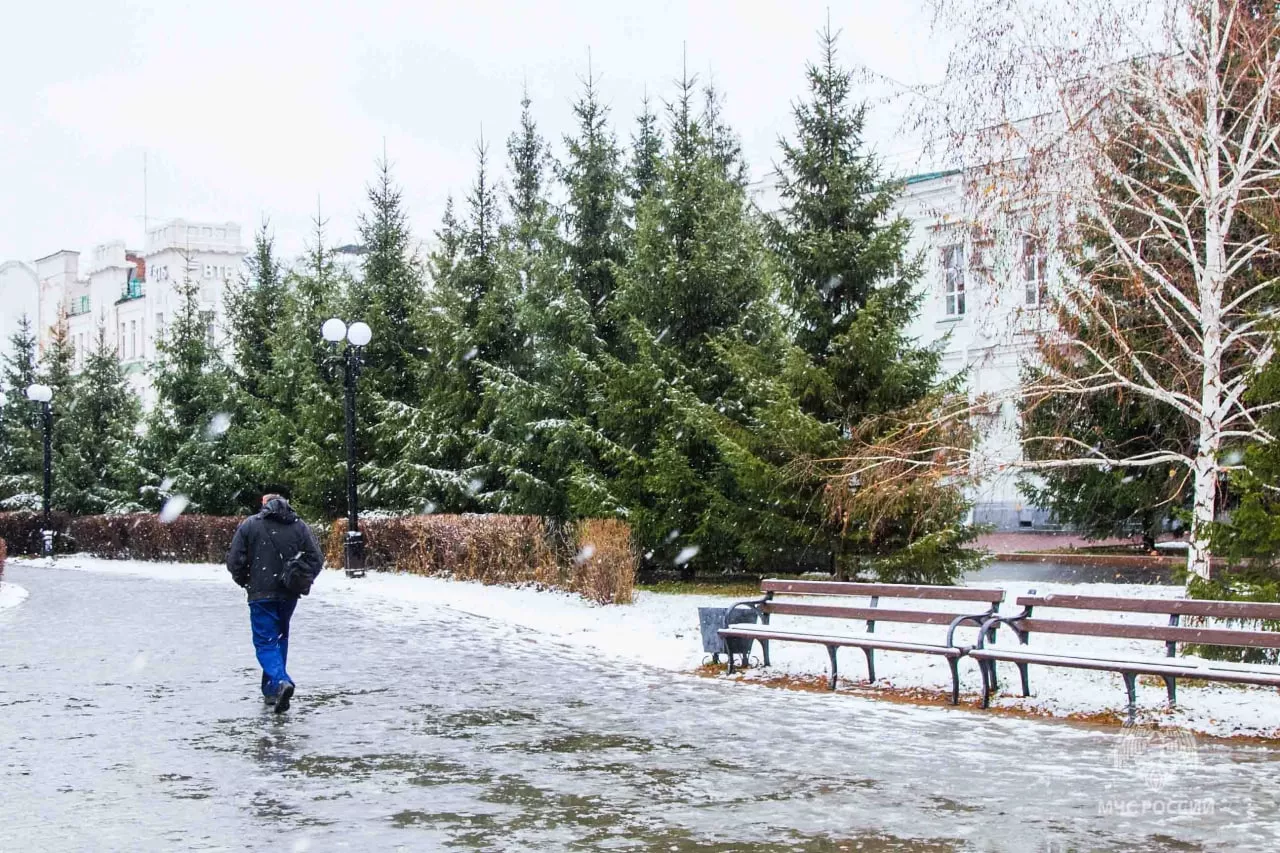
[69,514,243,563]
[328,514,637,604]
[0,512,73,556]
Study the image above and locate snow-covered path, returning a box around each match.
[3,559,1280,850]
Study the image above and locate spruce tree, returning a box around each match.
[627,94,664,210]
[560,71,627,347]
[141,270,239,513]
[59,325,144,514]
[349,156,428,406]
[246,214,350,518]
[0,315,42,510]
[767,26,970,580]
[479,95,618,519]
[225,221,283,400]
[767,24,937,427]
[606,67,831,575]
[364,193,479,512]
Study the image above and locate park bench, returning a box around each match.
[718,579,1005,704]
[972,593,1280,722]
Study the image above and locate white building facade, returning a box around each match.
[896,170,1059,531]
[0,219,246,404]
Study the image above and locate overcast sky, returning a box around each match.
[1,1,948,266]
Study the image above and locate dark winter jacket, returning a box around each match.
[226,498,325,602]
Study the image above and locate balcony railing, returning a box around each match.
[117,279,144,303]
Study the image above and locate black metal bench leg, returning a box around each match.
[826,645,839,690]
[726,648,736,675]
[1122,673,1138,724]
[947,656,960,705]
[762,639,771,668]
[1018,662,1030,697]
[989,659,999,692]
[1163,675,1176,707]
[862,648,876,683]
[979,660,992,708]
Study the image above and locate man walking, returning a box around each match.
[226,491,324,713]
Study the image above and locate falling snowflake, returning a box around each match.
[205,412,232,438]
[664,529,681,544]
[464,347,479,362]
[674,546,700,566]
[159,495,190,523]
[574,544,597,565]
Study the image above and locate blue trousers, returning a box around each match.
[249,599,297,698]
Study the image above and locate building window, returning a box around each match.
[130,321,137,359]
[204,264,215,279]
[1022,235,1048,306]
[942,244,966,316]
[156,312,165,342]
[119,323,126,356]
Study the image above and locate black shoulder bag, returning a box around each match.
[268,526,317,596]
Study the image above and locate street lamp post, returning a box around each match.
[25,383,54,558]
[322,318,373,578]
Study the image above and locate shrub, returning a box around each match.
[0,512,74,556]
[571,519,637,605]
[0,537,6,577]
[327,514,638,604]
[69,514,243,563]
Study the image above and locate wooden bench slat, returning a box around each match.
[1017,617,1280,649]
[719,626,961,656]
[762,579,1003,602]
[761,601,989,626]
[1016,594,1280,620]
[971,648,1280,686]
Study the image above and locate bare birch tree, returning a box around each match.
[836,1,1280,579]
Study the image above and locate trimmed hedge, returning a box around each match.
[69,514,243,563]
[327,515,637,604]
[0,512,74,556]
[0,511,242,563]
[0,537,6,577]
[0,509,639,604]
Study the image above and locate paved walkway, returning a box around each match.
[2,562,1277,851]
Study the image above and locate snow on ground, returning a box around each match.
[0,581,29,611]
[15,555,1280,740]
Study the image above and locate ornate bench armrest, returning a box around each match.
[973,611,1031,649]
[725,595,770,624]
[946,611,999,649]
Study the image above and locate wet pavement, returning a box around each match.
[966,560,1179,585]
[4,563,1280,852]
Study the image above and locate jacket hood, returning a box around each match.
[260,497,299,524]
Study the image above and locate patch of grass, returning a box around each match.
[637,580,766,597]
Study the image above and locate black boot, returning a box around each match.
[273,681,295,714]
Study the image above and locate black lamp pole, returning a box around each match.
[323,319,370,578]
[342,343,365,578]
[25,383,54,558]
[40,399,52,557]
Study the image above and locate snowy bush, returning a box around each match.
[0,537,6,576]
[326,514,637,604]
